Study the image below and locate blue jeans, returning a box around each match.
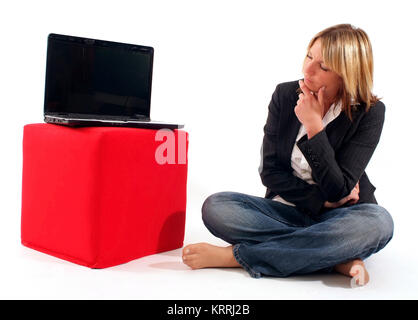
[202,192,394,278]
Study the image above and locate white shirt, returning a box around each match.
[272,100,342,206]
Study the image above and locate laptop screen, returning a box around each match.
[44,34,153,118]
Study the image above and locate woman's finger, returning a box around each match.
[298,80,311,97]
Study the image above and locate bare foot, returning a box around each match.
[334,259,370,286]
[182,242,241,270]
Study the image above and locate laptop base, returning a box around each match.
[45,115,184,130]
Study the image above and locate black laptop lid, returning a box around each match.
[44,33,154,119]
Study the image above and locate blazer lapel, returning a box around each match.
[325,109,353,149]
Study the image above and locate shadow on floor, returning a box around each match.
[148,255,354,289]
[274,273,353,289]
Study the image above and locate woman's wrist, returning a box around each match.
[306,122,324,139]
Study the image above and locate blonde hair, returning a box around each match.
[306,24,380,119]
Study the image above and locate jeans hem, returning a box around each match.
[233,244,262,279]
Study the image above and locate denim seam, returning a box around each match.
[233,244,261,279]
[241,200,303,228]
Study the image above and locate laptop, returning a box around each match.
[44,33,183,130]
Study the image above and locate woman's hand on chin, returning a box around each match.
[294,80,325,138]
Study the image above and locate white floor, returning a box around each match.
[1,198,417,300]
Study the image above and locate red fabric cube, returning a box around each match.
[21,123,188,268]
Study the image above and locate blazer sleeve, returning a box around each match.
[259,84,326,216]
[296,101,385,202]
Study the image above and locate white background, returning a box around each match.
[1,0,417,299]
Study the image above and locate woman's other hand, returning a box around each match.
[294,80,325,138]
[324,182,360,208]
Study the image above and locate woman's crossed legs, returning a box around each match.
[182,192,394,286]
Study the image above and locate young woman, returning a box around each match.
[182,24,394,286]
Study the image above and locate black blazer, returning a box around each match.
[259,80,385,217]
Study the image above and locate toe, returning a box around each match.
[182,244,195,255]
[183,254,200,269]
[184,242,209,255]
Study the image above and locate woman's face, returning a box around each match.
[302,39,342,104]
